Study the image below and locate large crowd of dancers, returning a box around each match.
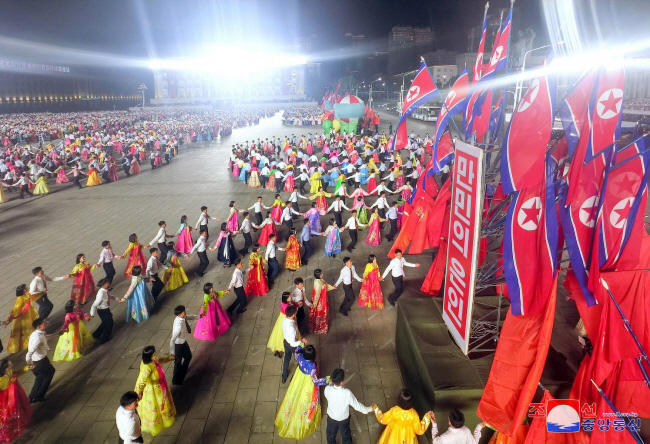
[0,117,486,444]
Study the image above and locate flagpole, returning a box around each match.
[600,278,650,373]
[590,379,644,444]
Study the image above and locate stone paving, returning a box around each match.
[1,111,435,443]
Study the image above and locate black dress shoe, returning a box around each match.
[236,308,247,314]
[388,299,396,307]
[339,309,349,317]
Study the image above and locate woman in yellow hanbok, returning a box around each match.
[275,344,328,439]
[32,175,50,195]
[53,300,93,362]
[309,171,322,194]
[373,389,432,444]
[267,293,294,356]
[2,285,38,353]
[162,242,189,291]
[86,167,102,186]
[308,188,332,215]
[135,346,176,437]
[0,183,8,203]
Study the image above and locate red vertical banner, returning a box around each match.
[443,141,484,354]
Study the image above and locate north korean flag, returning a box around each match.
[473,5,488,82]
[560,66,625,305]
[591,135,650,283]
[432,68,469,173]
[391,61,439,151]
[503,153,558,316]
[482,8,511,79]
[558,70,597,158]
[501,54,557,194]
[401,61,439,117]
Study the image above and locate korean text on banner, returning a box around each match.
[442,141,484,354]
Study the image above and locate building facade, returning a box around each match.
[388,26,435,75]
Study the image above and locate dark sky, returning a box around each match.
[0,0,648,66]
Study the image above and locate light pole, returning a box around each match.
[369,77,382,109]
[355,81,365,97]
[514,45,550,106]
[398,69,418,115]
[138,83,147,109]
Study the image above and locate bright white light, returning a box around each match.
[148,46,307,75]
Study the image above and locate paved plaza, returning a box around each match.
[0,111,435,444]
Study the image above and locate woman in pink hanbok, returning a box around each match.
[107,161,120,182]
[226,201,239,232]
[55,166,69,183]
[175,218,193,254]
[193,283,231,341]
[348,185,369,209]
[365,208,387,246]
[283,168,295,192]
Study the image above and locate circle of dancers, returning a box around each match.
[0,128,491,444]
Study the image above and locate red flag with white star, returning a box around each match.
[559,66,625,305]
[589,135,650,290]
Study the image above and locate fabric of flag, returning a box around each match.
[590,136,650,285]
[470,88,492,143]
[473,7,488,82]
[433,131,455,174]
[488,91,504,144]
[390,61,439,152]
[523,391,589,444]
[501,54,557,194]
[463,86,485,141]
[503,153,558,316]
[476,273,557,437]
[570,270,650,421]
[560,66,625,306]
[558,70,597,158]
[482,8,512,79]
[432,68,469,172]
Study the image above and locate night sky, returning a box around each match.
[0,0,648,66]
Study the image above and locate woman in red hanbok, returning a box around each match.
[269,194,285,223]
[358,255,384,310]
[122,233,147,278]
[245,245,269,296]
[107,161,120,182]
[365,208,387,246]
[0,359,31,444]
[308,269,335,334]
[283,169,295,192]
[366,170,379,194]
[254,212,279,245]
[68,254,97,304]
[309,188,332,215]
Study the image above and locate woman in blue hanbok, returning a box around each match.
[120,265,155,323]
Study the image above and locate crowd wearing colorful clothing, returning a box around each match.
[0,117,483,444]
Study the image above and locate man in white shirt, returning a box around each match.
[146,248,166,301]
[296,171,311,194]
[334,257,363,316]
[386,201,401,242]
[281,305,304,383]
[116,391,143,443]
[237,212,253,256]
[150,220,175,263]
[430,409,484,444]
[96,240,119,285]
[226,259,248,317]
[324,368,373,444]
[170,305,193,385]
[291,277,312,333]
[327,196,350,228]
[343,210,365,252]
[281,201,301,232]
[30,266,67,319]
[382,249,420,306]
[248,196,268,227]
[26,318,55,403]
[90,278,114,343]
[189,229,209,276]
[289,187,307,214]
[265,234,284,287]
[195,206,219,239]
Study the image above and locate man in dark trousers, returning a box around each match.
[343,210,365,252]
[334,257,363,316]
[226,259,248,317]
[169,305,193,385]
[299,219,313,265]
[386,201,401,242]
[324,368,373,444]
[237,212,253,256]
[281,304,304,384]
[26,318,55,403]
[146,248,165,302]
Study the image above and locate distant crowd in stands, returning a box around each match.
[624,98,650,111]
[282,106,322,126]
[0,108,276,202]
